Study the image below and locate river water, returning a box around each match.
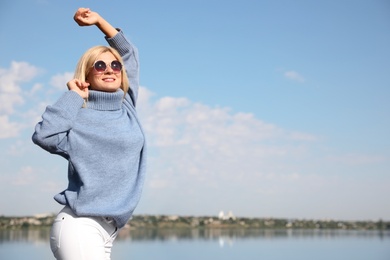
[0,228,389,259]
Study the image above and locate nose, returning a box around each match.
[105,66,114,74]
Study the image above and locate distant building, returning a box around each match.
[218,210,236,220]
[34,213,52,218]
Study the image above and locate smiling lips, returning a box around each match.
[102,77,115,82]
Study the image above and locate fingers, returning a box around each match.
[75,7,90,17]
[67,79,90,99]
[77,80,90,89]
[67,79,90,91]
[74,7,92,25]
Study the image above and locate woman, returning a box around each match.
[32,7,146,260]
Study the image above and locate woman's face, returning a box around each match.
[86,52,122,92]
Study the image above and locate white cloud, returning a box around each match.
[0,93,24,114]
[50,72,74,90]
[0,61,41,91]
[30,83,43,95]
[0,62,42,138]
[0,61,41,114]
[22,102,49,130]
[137,87,318,196]
[284,70,305,83]
[138,89,292,149]
[0,115,24,138]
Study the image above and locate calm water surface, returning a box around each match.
[0,228,389,260]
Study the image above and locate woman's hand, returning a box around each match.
[73,7,101,26]
[67,79,90,99]
[73,7,118,38]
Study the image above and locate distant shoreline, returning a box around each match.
[1,214,389,231]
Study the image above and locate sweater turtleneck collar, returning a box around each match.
[86,89,124,111]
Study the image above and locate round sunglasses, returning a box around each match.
[92,60,123,74]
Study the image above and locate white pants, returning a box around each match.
[50,206,118,260]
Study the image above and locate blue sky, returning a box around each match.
[0,0,389,221]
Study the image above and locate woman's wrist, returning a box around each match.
[96,16,118,38]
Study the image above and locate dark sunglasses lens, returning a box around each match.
[111,61,122,72]
[94,61,107,72]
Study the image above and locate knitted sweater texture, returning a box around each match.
[32,31,146,228]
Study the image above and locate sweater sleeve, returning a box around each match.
[32,91,84,158]
[105,30,140,107]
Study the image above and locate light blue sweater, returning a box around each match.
[32,31,146,228]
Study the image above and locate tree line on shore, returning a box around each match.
[1,214,389,230]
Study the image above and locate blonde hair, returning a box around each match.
[74,46,129,95]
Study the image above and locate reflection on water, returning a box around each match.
[0,228,51,244]
[1,228,389,244]
[117,228,390,242]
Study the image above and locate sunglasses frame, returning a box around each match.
[92,60,123,74]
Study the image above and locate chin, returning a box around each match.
[105,88,120,92]
[100,86,121,92]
